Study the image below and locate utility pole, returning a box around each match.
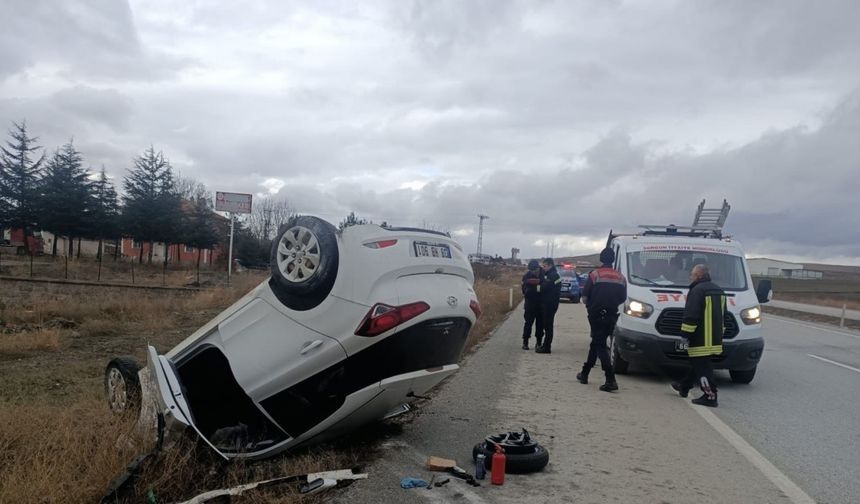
[477,214,489,256]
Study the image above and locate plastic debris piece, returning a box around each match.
[400,477,430,489]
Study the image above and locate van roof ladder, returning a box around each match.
[637,199,731,239]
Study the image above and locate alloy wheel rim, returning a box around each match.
[276,226,321,283]
[107,368,127,412]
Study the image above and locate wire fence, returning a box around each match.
[0,247,234,287]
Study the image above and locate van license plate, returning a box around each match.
[675,340,689,352]
[414,241,452,259]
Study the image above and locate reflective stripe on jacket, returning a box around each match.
[681,277,725,357]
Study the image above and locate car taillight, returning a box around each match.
[355,301,430,336]
[363,239,398,249]
[469,299,482,319]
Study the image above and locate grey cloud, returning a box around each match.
[0,0,191,81]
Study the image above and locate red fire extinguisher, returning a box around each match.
[491,443,506,485]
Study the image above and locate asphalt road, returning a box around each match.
[333,304,833,504]
[769,300,860,321]
[711,314,860,504]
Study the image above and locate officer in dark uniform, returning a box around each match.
[535,258,562,354]
[671,264,725,407]
[521,259,544,350]
[577,248,627,392]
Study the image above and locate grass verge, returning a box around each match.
[0,267,523,503]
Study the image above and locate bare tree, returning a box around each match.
[175,175,208,202]
[247,196,296,242]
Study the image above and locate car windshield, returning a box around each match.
[558,269,577,278]
[626,250,748,290]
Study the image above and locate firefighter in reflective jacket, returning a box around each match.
[535,258,562,354]
[521,259,544,350]
[577,248,626,392]
[671,264,724,407]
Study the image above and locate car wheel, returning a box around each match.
[611,336,630,374]
[571,295,581,304]
[729,367,756,384]
[269,216,339,311]
[472,442,549,474]
[105,356,141,415]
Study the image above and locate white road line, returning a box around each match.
[807,353,860,374]
[764,315,860,340]
[689,403,816,504]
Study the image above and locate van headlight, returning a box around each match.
[741,306,762,325]
[625,298,654,319]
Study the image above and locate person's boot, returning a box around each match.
[691,393,718,407]
[599,370,618,392]
[576,365,591,384]
[670,382,691,398]
[535,346,551,354]
[522,339,529,350]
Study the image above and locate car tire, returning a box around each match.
[571,295,581,304]
[472,443,549,474]
[729,367,756,384]
[611,337,630,374]
[105,356,141,415]
[269,216,339,311]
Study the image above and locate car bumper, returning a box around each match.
[614,326,764,371]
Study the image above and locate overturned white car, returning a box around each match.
[104,216,479,459]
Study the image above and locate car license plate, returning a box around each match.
[561,286,570,292]
[675,340,689,352]
[414,241,452,259]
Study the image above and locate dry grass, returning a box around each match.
[0,398,144,504]
[0,327,62,355]
[468,269,523,351]
[0,268,522,504]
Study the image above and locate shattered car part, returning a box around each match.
[175,468,368,504]
[104,217,478,459]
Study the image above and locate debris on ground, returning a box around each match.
[426,455,456,471]
[400,477,429,489]
[175,468,368,503]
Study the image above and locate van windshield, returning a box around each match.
[626,250,748,290]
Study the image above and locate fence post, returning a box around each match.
[29,252,33,277]
[65,256,68,279]
[131,262,135,284]
[841,303,847,328]
[509,287,513,309]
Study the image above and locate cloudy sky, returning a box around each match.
[2,0,859,263]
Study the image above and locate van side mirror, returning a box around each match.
[756,279,773,304]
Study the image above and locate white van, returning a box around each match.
[608,225,772,384]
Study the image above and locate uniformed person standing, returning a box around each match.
[577,248,627,392]
[535,258,562,354]
[521,259,544,350]
[671,264,724,407]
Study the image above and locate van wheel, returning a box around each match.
[105,356,141,415]
[269,216,339,311]
[611,337,629,374]
[730,367,756,384]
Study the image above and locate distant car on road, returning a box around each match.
[558,264,582,303]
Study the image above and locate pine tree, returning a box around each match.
[39,140,93,256]
[122,146,182,264]
[88,167,120,259]
[184,196,220,284]
[0,121,45,253]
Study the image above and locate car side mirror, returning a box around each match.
[756,279,773,304]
